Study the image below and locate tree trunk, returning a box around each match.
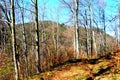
[89,5,93,56]
[74,0,79,59]
[99,32,102,54]
[85,9,89,57]
[118,7,120,47]
[20,2,29,77]
[89,3,97,57]
[102,10,106,54]
[34,0,41,73]
[11,0,19,79]
[56,22,59,57]
[92,31,97,55]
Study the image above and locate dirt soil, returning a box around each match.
[30,52,120,80]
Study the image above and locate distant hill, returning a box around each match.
[14,21,115,54]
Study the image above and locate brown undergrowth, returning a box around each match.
[29,50,120,80]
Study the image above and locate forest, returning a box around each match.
[0,0,120,80]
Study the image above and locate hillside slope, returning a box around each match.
[29,51,120,80]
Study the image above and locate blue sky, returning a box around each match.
[20,0,119,36]
[104,0,118,36]
[38,0,70,24]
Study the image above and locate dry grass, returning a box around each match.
[28,51,120,80]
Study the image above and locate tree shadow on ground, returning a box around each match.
[51,53,113,69]
[86,62,114,80]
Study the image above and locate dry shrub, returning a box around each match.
[79,50,87,59]
[52,56,59,65]
[0,50,2,59]
[0,73,14,80]
[57,46,68,63]
[65,46,74,60]
[58,52,68,63]
[112,46,120,53]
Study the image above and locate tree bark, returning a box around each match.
[34,0,41,73]
[118,7,120,47]
[102,10,106,54]
[74,0,79,59]
[85,9,89,57]
[89,2,97,57]
[11,0,19,79]
[20,1,29,77]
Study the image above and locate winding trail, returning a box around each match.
[31,52,120,80]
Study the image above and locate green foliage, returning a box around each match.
[0,65,13,76]
[0,56,14,80]
[72,76,88,80]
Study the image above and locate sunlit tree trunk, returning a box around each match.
[34,0,41,73]
[20,0,28,77]
[102,10,106,54]
[74,0,79,59]
[56,22,59,57]
[99,32,103,54]
[92,31,97,54]
[89,2,97,57]
[41,0,45,43]
[118,6,120,47]
[52,22,59,53]
[11,0,19,79]
[84,9,89,57]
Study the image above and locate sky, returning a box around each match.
[46,0,119,36]
[22,0,70,24]
[104,0,119,36]
[38,0,70,24]
[20,0,119,37]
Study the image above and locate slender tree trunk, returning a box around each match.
[52,23,56,51]
[0,30,1,44]
[92,31,97,55]
[34,0,41,73]
[74,0,79,59]
[56,22,59,57]
[102,10,106,54]
[118,7,120,47]
[41,1,45,43]
[3,27,6,54]
[2,30,5,53]
[99,32,102,54]
[89,5,93,56]
[89,3,97,57]
[20,2,29,77]
[11,0,19,79]
[85,9,89,57]
[0,12,5,53]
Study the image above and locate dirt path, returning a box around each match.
[31,52,120,80]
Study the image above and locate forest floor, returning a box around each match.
[29,52,120,80]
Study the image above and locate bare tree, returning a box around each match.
[84,9,89,57]
[16,0,29,77]
[11,0,19,79]
[0,8,6,54]
[60,0,80,59]
[88,0,97,57]
[118,3,120,47]
[34,0,41,73]
[102,9,106,53]
[98,0,106,53]
[74,0,79,59]
[0,0,11,32]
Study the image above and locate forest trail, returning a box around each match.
[30,52,120,80]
